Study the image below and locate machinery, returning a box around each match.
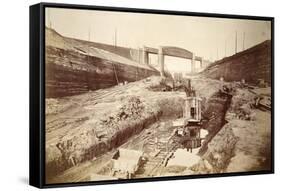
[173,80,203,151]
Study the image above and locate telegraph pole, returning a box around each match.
[225,39,227,57]
[114,28,117,48]
[242,32,245,51]
[216,47,219,60]
[86,27,91,90]
[88,28,91,64]
[88,28,91,42]
[235,31,238,54]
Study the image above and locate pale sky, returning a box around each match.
[46,7,271,73]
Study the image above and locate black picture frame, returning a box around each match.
[30,2,274,188]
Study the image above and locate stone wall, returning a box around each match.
[46,46,159,98]
[203,40,272,85]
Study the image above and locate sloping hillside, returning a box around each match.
[46,28,155,70]
[45,28,159,97]
[202,40,271,85]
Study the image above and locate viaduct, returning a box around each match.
[141,46,206,76]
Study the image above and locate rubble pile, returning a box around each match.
[99,96,145,127]
[148,77,174,92]
[227,88,256,121]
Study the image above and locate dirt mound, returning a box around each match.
[99,96,145,128]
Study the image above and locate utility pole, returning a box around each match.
[225,39,227,57]
[216,47,219,60]
[86,27,91,90]
[88,28,91,42]
[88,28,91,64]
[114,28,117,48]
[242,32,245,51]
[235,31,238,54]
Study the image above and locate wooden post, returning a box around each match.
[159,47,164,76]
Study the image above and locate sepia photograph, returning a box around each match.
[44,6,272,184]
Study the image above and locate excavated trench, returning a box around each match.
[46,95,185,180]
[196,91,236,173]
[199,91,233,155]
[46,85,233,181]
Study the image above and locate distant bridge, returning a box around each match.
[141,46,206,76]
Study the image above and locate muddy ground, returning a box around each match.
[46,76,272,183]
